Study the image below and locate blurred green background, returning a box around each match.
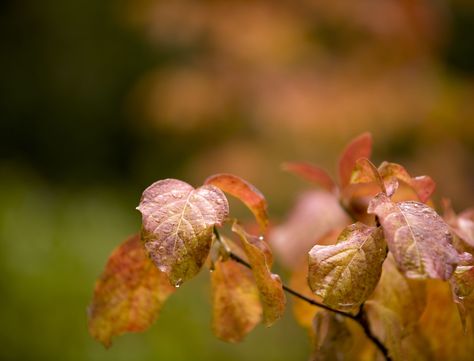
[1,0,474,360]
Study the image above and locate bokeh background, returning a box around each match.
[1,0,474,360]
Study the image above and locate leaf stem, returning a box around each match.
[226,251,392,361]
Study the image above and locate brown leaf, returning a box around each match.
[211,260,262,342]
[281,162,336,192]
[378,162,436,203]
[205,173,269,232]
[310,311,352,361]
[270,191,350,268]
[232,222,286,326]
[137,179,229,286]
[308,223,387,313]
[88,234,175,347]
[338,132,372,188]
[368,193,458,280]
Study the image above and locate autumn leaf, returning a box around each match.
[88,234,175,347]
[211,259,262,342]
[232,222,286,326]
[378,162,436,203]
[368,192,458,280]
[281,162,336,192]
[308,223,387,313]
[338,132,372,188]
[137,178,229,286]
[270,191,350,268]
[310,311,352,361]
[205,173,268,232]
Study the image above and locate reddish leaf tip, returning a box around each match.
[205,173,269,232]
[338,132,373,188]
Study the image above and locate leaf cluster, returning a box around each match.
[88,133,474,360]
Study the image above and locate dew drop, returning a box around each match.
[258,235,265,241]
[174,279,183,288]
[171,190,182,199]
[209,268,214,273]
[158,246,166,254]
[158,265,167,273]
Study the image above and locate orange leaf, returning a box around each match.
[232,222,286,326]
[211,260,262,342]
[88,234,175,347]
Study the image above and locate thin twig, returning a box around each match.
[229,252,355,320]
[227,251,392,361]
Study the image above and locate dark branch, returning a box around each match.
[227,251,392,361]
[229,252,355,319]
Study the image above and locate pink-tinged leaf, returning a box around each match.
[88,234,175,347]
[211,260,262,342]
[137,179,229,286]
[205,173,268,232]
[378,162,436,203]
[338,132,372,188]
[450,260,474,331]
[308,223,387,313]
[282,162,336,192]
[270,191,351,268]
[368,193,458,280]
[310,311,352,361]
[232,223,286,326]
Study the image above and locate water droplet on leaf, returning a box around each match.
[171,190,182,199]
